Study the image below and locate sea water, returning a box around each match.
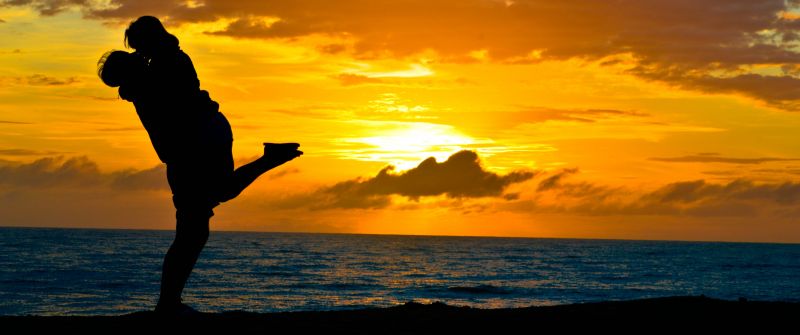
[1,227,799,316]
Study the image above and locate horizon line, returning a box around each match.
[1,225,797,246]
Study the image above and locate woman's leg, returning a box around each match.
[218,143,302,202]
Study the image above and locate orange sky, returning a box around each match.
[1,1,800,242]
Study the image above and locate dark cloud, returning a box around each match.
[0,156,167,190]
[643,179,800,206]
[0,155,173,230]
[1,0,89,16]
[24,74,78,86]
[2,74,80,86]
[701,170,742,177]
[526,168,622,204]
[335,150,535,198]
[267,167,300,180]
[110,165,168,191]
[318,43,347,54]
[650,155,800,164]
[630,69,800,110]
[506,108,648,124]
[333,73,384,86]
[537,168,579,191]
[511,171,800,217]
[752,168,800,175]
[0,148,62,156]
[203,16,292,39]
[0,120,32,124]
[0,156,104,187]
[291,150,536,209]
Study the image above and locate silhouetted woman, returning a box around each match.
[99,16,302,315]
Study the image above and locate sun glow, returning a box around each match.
[336,122,484,170]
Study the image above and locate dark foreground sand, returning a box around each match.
[2,296,797,333]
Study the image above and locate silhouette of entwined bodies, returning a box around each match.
[98,16,302,315]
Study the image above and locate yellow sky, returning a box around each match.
[2,2,800,242]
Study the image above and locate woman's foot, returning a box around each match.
[264,142,300,151]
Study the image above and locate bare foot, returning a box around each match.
[263,142,300,152]
[259,142,302,168]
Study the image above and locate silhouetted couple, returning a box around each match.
[98,16,302,315]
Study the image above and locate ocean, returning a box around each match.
[0,227,798,316]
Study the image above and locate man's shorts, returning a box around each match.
[166,111,234,219]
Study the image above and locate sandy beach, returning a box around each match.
[2,296,796,333]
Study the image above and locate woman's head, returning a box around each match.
[124,16,179,57]
[97,50,144,87]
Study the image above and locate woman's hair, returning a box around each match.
[97,50,134,87]
[124,16,179,55]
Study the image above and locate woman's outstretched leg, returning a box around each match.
[219,143,302,202]
[156,209,210,313]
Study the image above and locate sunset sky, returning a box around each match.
[2,1,800,242]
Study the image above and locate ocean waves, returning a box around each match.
[1,228,800,315]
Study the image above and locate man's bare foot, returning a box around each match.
[154,302,201,316]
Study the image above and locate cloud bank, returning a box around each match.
[0,155,172,229]
[2,153,800,236]
[262,150,800,217]
[650,154,800,165]
[512,170,800,218]
[9,0,800,108]
[0,156,167,190]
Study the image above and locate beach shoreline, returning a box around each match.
[2,296,796,333]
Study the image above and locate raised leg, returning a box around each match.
[218,143,302,202]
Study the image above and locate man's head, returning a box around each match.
[97,50,143,87]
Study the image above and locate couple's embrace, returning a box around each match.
[98,16,302,315]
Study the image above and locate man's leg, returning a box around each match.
[156,208,210,311]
